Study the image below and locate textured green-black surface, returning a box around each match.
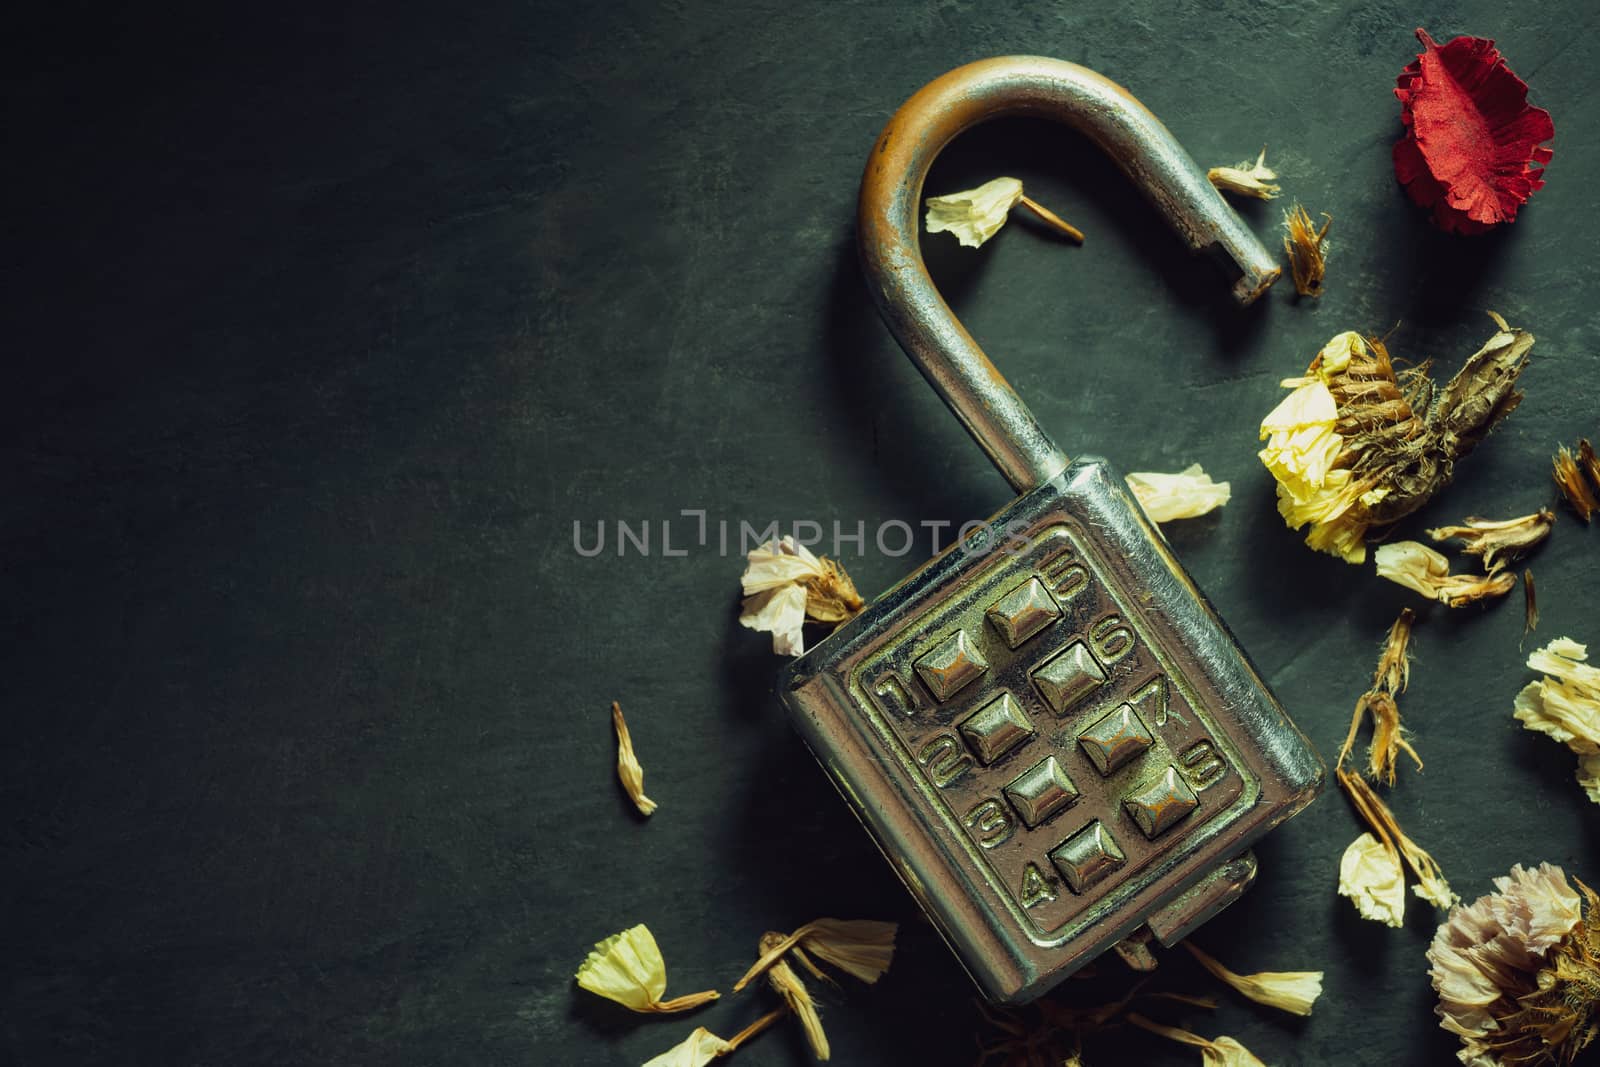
[4,2,1598,1064]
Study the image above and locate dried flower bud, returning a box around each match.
[1126,465,1231,523]
[1336,609,1421,786]
[1183,942,1323,1016]
[1126,1014,1266,1066]
[733,918,898,991]
[1553,439,1600,522]
[575,924,720,1013]
[1340,770,1457,912]
[739,537,864,656]
[1339,831,1407,927]
[1428,863,1597,1067]
[757,931,829,1059]
[1260,317,1532,562]
[1515,637,1600,804]
[1374,540,1517,607]
[1207,147,1280,200]
[1282,203,1331,297]
[1427,509,1554,571]
[612,702,657,816]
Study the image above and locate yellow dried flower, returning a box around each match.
[574,924,719,1013]
[1282,202,1331,297]
[1427,509,1554,571]
[1553,439,1600,522]
[1207,147,1280,200]
[642,1027,733,1067]
[612,701,657,816]
[1183,942,1323,1016]
[924,177,1084,247]
[1515,637,1600,805]
[1374,540,1517,607]
[1126,464,1231,522]
[1126,1014,1266,1066]
[1259,317,1532,563]
[738,537,864,656]
[642,1011,786,1067]
[1339,831,1407,928]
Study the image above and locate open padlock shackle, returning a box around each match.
[859,56,1281,495]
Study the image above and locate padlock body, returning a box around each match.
[778,458,1323,1003]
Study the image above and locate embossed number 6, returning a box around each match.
[1088,614,1134,665]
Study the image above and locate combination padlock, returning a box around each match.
[779,57,1325,1004]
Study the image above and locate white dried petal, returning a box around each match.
[1374,540,1516,607]
[1515,638,1600,804]
[1204,1037,1267,1067]
[740,536,825,594]
[924,176,1025,248]
[738,583,809,657]
[642,1027,733,1067]
[1338,832,1406,927]
[1126,464,1231,523]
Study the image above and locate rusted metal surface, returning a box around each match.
[858,55,1281,493]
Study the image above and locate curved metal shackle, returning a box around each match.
[859,56,1281,494]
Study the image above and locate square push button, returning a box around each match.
[1124,765,1200,839]
[1049,820,1126,894]
[913,630,988,702]
[986,577,1061,649]
[958,692,1034,765]
[1003,755,1079,827]
[1077,703,1155,776]
[1032,641,1106,715]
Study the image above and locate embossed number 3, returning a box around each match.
[1088,614,1134,665]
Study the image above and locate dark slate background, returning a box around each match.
[4,2,1597,1064]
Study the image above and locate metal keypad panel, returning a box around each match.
[852,525,1252,941]
[778,461,1323,1003]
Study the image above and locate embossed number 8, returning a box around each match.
[1088,614,1134,665]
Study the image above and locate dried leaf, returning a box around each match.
[924,177,1024,248]
[1374,540,1517,607]
[575,925,720,1013]
[1183,942,1323,1016]
[1515,637,1600,805]
[738,537,864,656]
[1282,203,1331,297]
[1393,29,1554,234]
[1207,147,1281,200]
[1427,509,1554,571]
[1524,569,1539,638]
[1338,831,1407,927]
[612,702,658,816]
[1126,464,1232,523]
[1554,440,1600,522]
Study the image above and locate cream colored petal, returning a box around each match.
[641,1027,733,1067]
[924,176,1025,248]
[1203,1037,1267,1067]
[1412,872,1458,910]
[1374,541,1451,599]
[739,584,809,657]
[1260,379,1338,437]
[577,925,669,1011]
[1317,331,1365,376]
[740,536,825,594]
[1127,465,1232,523]
[612,703,658,816]
[1339,832,1406,927]
[1578,753,1600,804]
[1184,943,1322,1016]
[1207,147,1280,200]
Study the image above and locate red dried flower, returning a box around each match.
[1393,28,1554,235]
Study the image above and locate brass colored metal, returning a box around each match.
[777,58,1321,1005]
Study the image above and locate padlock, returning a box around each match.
[778,57,1325,1004]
